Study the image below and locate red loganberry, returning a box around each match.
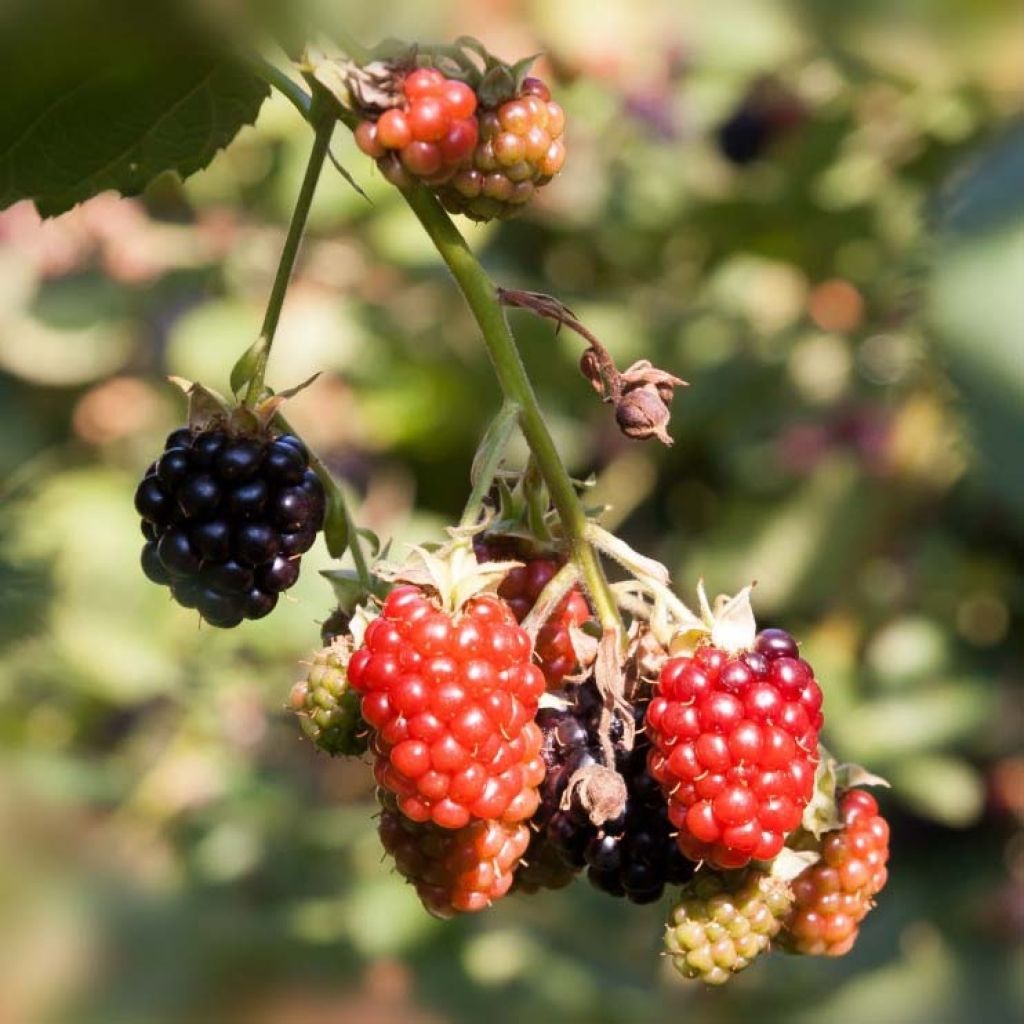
[781,789,891,956]
[403,67,446,100]
[378,796,530,917]
[646,628,824,870]
[356,68,481,187]
[348,585,546,829]
[475,543,592,687]
[437,74,566,222]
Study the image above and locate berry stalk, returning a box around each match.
[234,104,335,406]
[398,182,622,636]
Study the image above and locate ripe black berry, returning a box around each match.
[135,425,326,627]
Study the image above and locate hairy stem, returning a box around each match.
[243,110,334,406]
[400,184,622,634]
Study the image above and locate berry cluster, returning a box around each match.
[646,628,823,868]
[347,585,547,830]
[355,67,480,187]
[437,77,566,222]
[665,869,793,985]
[290,642,368,756]
[526,680,695,903]
[781,788,891,956]
[378,794,531,918]
[135,427,325,627]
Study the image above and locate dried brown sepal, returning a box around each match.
[560,763,628,826]
[497,288,686,445]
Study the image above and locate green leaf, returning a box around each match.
[0,0,269,217]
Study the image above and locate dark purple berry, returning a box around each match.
[264,441,307,485]
[156,448,192,489]
[586,834,622,872]
[271,487,312,532]
[190,430,227,468]
[234,523,280,566]
[141,520,158,542]
[742,650,769,677]
[196,588,244,629]
[274,434,306,453]
[280,527,317,556]
[242,588,278,620]
[141,542,170,585]
[225,478,268,519]
[176,474,221,519]
[191,520,232,562]
[204,559,254,595]
[216,439,263,482]
[157,529,201,576]
[165,427,193,450]
[257,554,300,594]
[755,627,799,660]
[135,478,173,523]
[171,578,202,609]
[301,472,326,527]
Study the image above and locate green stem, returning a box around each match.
[400,184,622,634]
[243,110,334,406]
[247,55,313,119]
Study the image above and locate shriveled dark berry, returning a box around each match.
[176,474,221,519]
[141,541,170,584]
[257,554,300,594]
[157,529,201,576]
[216,439,263,482]
[517,677,697,902]
[135,425,326,627]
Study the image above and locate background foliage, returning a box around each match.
[1,1,1022,1022]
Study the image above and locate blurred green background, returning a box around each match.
[1,1,1023,1022]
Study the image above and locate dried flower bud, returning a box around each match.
[579,349,606,396]
[615,384,674,445]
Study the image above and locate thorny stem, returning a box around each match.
[399,184,622,635]
[243,107,334,406]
